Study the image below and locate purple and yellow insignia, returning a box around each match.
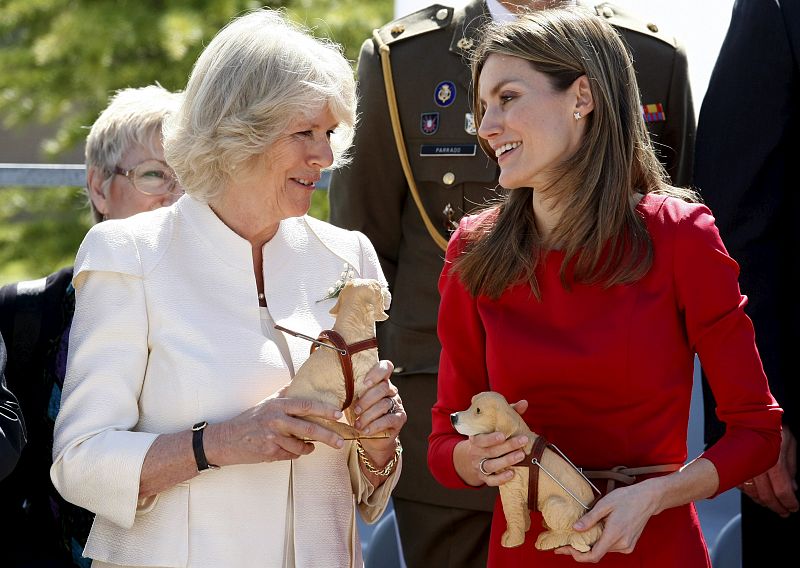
[434,81,456,108]
[642,103,666,123]
[421,112,439,135]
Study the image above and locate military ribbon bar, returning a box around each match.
[642,103,666,123]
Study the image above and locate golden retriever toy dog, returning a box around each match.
[279,277,391,439]
[450,391,602,551]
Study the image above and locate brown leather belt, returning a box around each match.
[583,463,683,494]
[525,437,683,510]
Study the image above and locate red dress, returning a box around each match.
[428,194,782,567]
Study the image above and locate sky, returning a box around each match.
[394,0,737,120]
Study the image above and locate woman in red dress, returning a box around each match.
[427,7,783,567]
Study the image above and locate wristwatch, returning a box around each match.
[192,421,220,471]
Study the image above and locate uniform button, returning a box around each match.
[436,8,448,21]
[442,172,456,186]
[601,6,614,18]
[647,22,659,33]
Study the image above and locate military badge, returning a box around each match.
[421,112,439,135]
[434,81,456,107]
[464,112,476,135]
[642,103,666,122]
[457,37,474,51]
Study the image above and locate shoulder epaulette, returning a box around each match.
[593,1,677,49]
[374,4,454,47]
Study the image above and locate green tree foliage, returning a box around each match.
[0,0,391,284]
[0,185,92,284]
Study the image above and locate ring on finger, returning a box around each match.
[387,397,397,415]
[479,457,491,476]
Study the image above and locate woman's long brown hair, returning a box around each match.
[455,8,697,300]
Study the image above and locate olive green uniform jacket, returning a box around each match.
[329,0,695,513]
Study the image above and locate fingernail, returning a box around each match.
[354,406,362,414]
[574,521,584,530]
[336,438,344,448]
[363,427,371,435]
[354,420,361,429]
[495,433,505,442]
[335,410,343,419]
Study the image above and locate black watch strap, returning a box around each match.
[192,421,219,471]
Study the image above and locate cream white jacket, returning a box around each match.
[50,195,399,567]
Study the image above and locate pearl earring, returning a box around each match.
[573,111,582,120]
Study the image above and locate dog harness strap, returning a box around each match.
[317,330,356,410]
[347,337,379,353]
[527,435,549,512]
[278,323,379,412]
[313,331,378,411]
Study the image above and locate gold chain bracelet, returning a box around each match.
[355,438,402,477]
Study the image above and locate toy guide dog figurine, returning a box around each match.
[450,391,602,551]
[278,278,391,440]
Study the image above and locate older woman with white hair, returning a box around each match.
[50,9,405,568]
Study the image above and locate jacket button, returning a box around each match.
[442,172,456,186]
[436,8,448,21]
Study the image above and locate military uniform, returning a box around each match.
[329,2,695,566]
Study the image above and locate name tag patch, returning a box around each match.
[420,144,477,157]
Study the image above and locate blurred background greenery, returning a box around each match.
[0,0,391,285]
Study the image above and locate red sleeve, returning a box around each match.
[427,219,491,490]
[672,201,783,495]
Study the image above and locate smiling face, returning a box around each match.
[255,105,337,222]
[477,54,587,191]
[207,104,340,242]
[88,133,182,221]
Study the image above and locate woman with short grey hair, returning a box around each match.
[85,83,183,222]
[51,9,405,568]
[0,83,182,566]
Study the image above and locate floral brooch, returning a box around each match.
[318,263,355,302]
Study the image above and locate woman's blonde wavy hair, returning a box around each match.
[163,8,356,202]
[455,7,697,299]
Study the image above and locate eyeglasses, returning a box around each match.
[112,159,181,196]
